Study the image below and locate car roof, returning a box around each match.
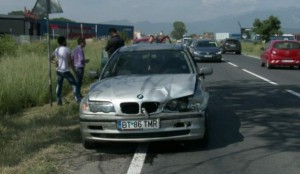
[118,44,184,52]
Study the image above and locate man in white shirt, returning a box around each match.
[51,36,81,106]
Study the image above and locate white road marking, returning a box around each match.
[127,143,149,174]
[242,69,279,85]
[227,62,238,67]
[286,90,300,98]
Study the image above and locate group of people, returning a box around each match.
[51,27,124,106]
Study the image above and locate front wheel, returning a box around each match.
[187,111,210,148]
[82,139,97,149]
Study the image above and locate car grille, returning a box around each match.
[91,130,190,139]
[120,102,159,114]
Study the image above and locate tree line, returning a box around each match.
[171,15,283,42]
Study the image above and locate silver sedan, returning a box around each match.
[80,44,213,149]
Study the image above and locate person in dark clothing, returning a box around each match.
[105,28,125,58]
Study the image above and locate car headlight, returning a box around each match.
[216,51,222,55]
[193,51,201,55]
[81,98,115,113]
[165,98,189,112]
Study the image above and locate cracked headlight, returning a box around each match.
[81,98,115,113]
[164,92,208,113]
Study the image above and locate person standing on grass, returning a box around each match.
[105,27,125,58]
[51,36,81,106]
[72,38,89,97]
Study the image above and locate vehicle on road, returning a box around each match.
[189,39,222,62]
[260,40,300,69]
[182,37,192,47]
[220,38,241,54]
[79,44,213,149]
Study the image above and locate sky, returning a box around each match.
[1,0,299,24]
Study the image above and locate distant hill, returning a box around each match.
[103,7,300,35]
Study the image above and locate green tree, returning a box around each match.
[8,11,24,16]
[252,15,283,42]
[170,21,187,40]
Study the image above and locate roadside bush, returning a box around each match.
[0,35,18,58]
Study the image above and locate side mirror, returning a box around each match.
[198,66,213,77]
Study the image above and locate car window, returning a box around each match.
[274,42,300,49]
[102,50,192,78]
[196,41,217,47]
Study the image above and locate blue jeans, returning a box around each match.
[75,67,84,96]
[56,71,81,103]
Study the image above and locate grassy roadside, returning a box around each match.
[0,39,104,173]
[241,41,264,57]
[0,102,80,173]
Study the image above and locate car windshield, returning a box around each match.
[196,41,217,47]
[274,42,300,50]
[102,50,192,78]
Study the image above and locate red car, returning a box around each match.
[260,40,300,69]
[133,35,172,44]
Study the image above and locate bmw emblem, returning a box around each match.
[137,94,144,99]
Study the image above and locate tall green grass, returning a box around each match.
[241,41,264,57]
[0,38,104,115]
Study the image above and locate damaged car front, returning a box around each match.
[79,44,213,149]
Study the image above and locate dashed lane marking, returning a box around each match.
[242,69,278,85]
[127,143,149,174]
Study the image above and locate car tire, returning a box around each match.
[266,61,272,69]
[187,111,210,148]
[82,139,97,149]
[261,62,265,67]
[235,51,241,54]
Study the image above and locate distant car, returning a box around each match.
[190,40,222,62]
[79,44,213,149]
[182,37,192,47]
[133,35,172,44]
[260,40,300,69]
[220,38,241,54]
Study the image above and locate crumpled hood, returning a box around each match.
[88,74,196,102]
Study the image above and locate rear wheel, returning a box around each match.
[266,61,272,69]
[261,61,265,67]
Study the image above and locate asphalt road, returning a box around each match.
[62,54,300,174]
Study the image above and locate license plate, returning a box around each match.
[117,119,160,130]
[282,60,293,63]
[204,55,212,58]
